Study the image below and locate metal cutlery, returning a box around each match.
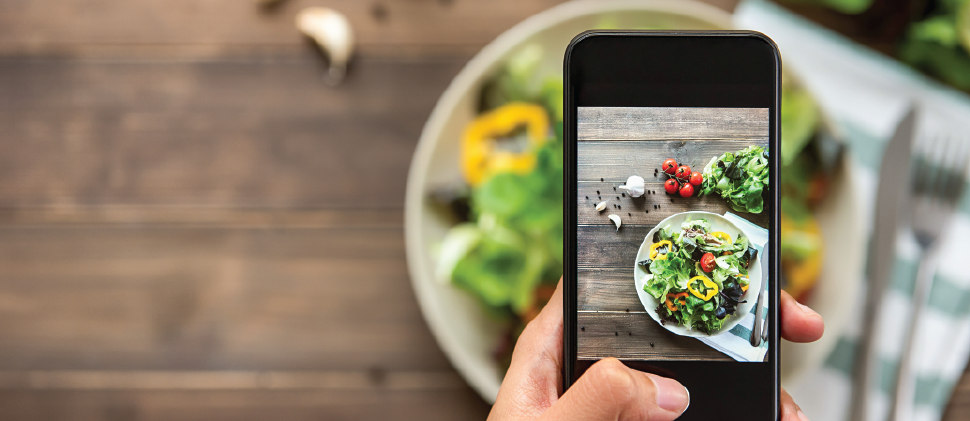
[890,134,970,421]
[851,108,918,421]
[751,247,769,347]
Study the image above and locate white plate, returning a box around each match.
[634,211,762,337]
[404,0,864,402]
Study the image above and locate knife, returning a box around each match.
[750,247,769,347]
[850,107,918,421]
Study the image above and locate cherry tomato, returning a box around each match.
[679,182,694,198]
[662,159,678,175]
[676,165,692,180]
[700,252,717,272]
[689,171,703,186]
[664,178,679,194]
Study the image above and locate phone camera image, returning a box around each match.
[577,107,771,363]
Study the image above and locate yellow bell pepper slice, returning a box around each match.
[688,275,719,301]
[738,274,750,293]
[711,231,733,244]
[665,292,689,312]
[461,103,549,186]
[649,240,673,261]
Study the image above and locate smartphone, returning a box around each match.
[563,31,780,420]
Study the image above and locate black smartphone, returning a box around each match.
[563,31,780,420]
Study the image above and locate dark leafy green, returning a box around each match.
[698,145,770,214]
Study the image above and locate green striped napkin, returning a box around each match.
[737,1,970,421]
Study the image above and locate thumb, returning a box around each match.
[539,358,689,421]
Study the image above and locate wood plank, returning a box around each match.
[0,223,462,371]
[0,0,740,59]
[577,268,640,312]
[0,0,572,59]
[577,181,768,227]
[576,312,731,361]
[0,207,403,229]
[0,57,462,208]
[0,370,466,390]
[577,139,770,181]
[0,388,491,421]
[578,107,769,141]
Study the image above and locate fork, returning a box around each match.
[889,135,970,421]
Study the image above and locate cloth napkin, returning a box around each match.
[736,2,970,421]
[695,212,770,362]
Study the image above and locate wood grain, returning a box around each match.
[0,388,491,421]
[577,268,641,312]
[577,107,768,141]
[577,139,769,181]
[0,58,462,208]
[0,0,569,59]
[576,312,731,361]
[0,223,459,371]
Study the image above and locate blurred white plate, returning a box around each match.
[634,211,762,338]
[404,0,863,402]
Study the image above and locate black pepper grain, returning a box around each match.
[650,342,655,347]
[628,213,631,217]
[617,205,621,209]
[629,332,632,336]
[581,326,585,331]
[600,178,604,182]
[596,190,600,194]
[621,193,626,197]
[615,332,618,336]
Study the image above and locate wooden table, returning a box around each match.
[0,0,967,419]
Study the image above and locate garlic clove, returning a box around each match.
[618,175,645,198]
[595,201,608,212]
[297,7,355,85]
[608,214,622,231]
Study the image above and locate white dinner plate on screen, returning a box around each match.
[634,211,762,338]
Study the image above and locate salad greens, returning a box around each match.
[437,44,564,321]
[447,133,564,315]
[899,0,970,91]
[641,218,757,334]
[698,145,770,214]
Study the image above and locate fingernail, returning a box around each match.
[797,409,811,421]
[797,301,820,318]
[646,373,689,413]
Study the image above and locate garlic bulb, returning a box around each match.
[608,214,621,231]
[297,7,355,85]
[618,175,645,198]
[595,201,608,212]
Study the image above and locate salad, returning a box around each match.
[698,145,771,214]
[433,45,564,363]
[641,218,758,335]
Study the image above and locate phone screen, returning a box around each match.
[564,32,779,420]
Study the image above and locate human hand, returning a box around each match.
[487,279,824,421]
